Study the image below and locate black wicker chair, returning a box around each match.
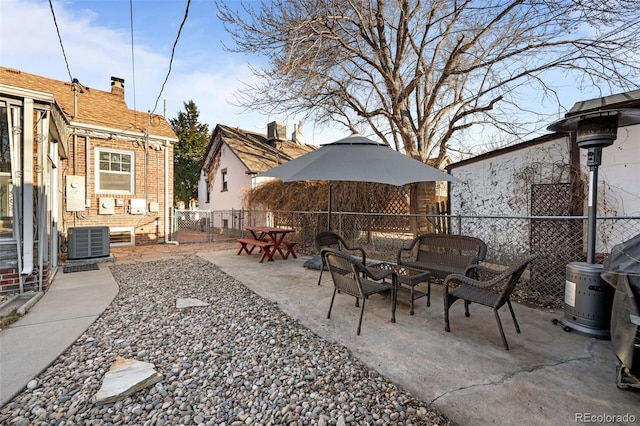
[323,248,396,335]
[443,255,538,350]
[314,231,367,286]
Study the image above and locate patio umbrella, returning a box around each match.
[259,134,462,229]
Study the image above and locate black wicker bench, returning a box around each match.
[397,234,487,282]
[236,238,274,262]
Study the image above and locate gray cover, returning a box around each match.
[602,233,640,389]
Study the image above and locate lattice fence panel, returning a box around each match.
[528,184,584,306]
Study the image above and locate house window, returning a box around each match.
[109,227,134,246]
[221,169,228,191]
[96,148,134,194]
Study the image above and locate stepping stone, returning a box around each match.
[176,298,210,309]
[94,357,163,405]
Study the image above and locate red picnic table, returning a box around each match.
[237,226,298,262]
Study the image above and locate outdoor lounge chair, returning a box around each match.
[315,231,367,285]
[323,248,396,335]
[443,254,538,350]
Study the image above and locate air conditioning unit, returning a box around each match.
[68,226,110,260]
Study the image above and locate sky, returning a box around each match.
[0,0,346,145]
[0,0,629,154]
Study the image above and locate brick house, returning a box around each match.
[0,67,178,294]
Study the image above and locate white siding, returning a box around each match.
[200,143,253,211]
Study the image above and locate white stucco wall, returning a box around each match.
[593,124,640,216]
[450,125,639,218]
[449,135,571,216]
[448,125,639,256]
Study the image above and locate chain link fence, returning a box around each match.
[173,209,640,308]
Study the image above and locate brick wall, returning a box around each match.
[62,135,174,246]
[0,264,51,294]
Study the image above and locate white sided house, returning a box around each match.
[198,123,316,225]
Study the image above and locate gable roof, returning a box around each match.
[0,67,176,141]
[446,133,563,170]
[205,124,316,173]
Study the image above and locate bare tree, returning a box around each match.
[217,0,640,165]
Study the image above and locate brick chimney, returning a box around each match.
[292,123,304,144]
[110,76,125,97]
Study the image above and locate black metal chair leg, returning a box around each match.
[507,300,520,333]
[444,296,452,332]
[357,298,366,335]
[494,309,509,350]
[328,289,337,319]
[317,268,324,286]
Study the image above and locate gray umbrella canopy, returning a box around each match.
[259,134,462,230]
[260,134,461,185]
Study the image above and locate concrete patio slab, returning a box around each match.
[199,249,640,426]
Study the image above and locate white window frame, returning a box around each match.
[95,147,134,194]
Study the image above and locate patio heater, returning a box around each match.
[548,109,640,339]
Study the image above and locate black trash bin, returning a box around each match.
[601,233,640,390]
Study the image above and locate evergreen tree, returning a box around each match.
[169,100,210,207]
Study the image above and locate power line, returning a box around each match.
[129,0,137,124]
[151,0,191,115]
[48,0,73,81]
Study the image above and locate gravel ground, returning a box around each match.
[0,256,452,426]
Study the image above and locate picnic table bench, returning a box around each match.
[397,234,487,303]
[236,238,274,262]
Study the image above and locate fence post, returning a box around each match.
[207,211,212,242]
[456,214,462,235]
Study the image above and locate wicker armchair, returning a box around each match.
[315,231,367,286]
[443,255,538,350]
[323,248,396,335]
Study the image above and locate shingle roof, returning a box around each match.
[213,124,316,173]
[0,67,176,140]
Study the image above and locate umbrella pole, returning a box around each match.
[327,182,332,231]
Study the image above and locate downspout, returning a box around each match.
[72,80,78,228]
[37,111,49,292]
[85,136,91,208]
[164,140,178,245]
[73,79,78,175]
[50,138,59,271]
[145,112,149,206]
[21,99,34,277]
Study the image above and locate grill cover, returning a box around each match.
[602,233,640,390]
